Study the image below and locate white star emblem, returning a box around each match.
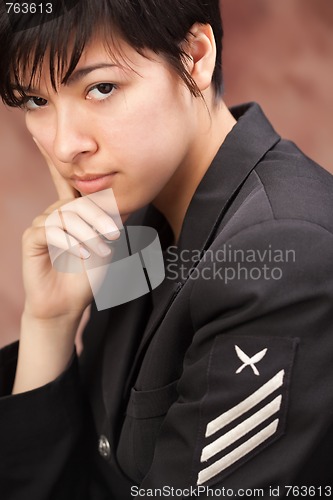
[235,345,267,376]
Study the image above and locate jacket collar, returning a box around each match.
[175,102,280,277]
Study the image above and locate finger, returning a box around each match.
[29,213,88,258]
[49,161,79,200]
[22,225,90,261]
[58,210,113,258]
[43,208,114,258]
[46,226,91,260]
[61,197,121,240]
[32,137,79,200]
[43,199,77,215]
[32,201,78,227]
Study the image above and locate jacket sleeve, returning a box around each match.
[138,219,333,498]
[0,342,90,500]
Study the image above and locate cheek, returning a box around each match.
[25,113,54,154]
[25,113,38,137]
[108,93,190,166]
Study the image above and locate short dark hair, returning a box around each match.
[0,0,223,107]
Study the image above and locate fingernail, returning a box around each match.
[79,246,91,259]
[97,243,112,257]
[104,229,121,240]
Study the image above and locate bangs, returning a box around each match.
[0,0,223,107]
[0,2,122,107]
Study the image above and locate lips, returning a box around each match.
[71,173,117,194]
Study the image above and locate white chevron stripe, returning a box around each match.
[198,419,279,485]
[206,370,285,438]
[201,395,282,462]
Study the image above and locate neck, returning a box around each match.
[153,99,237,245]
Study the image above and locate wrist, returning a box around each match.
[12,311,80,394]
[22,307,82,332]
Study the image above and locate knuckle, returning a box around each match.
[22,227,32,243]
[45,198,73,214]
[32,215,46,227]
[22,226,37,246]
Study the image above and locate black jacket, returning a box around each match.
[1,103,333,499]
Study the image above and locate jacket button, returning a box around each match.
[98,435,111,460]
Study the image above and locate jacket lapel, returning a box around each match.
[175,102,281,274]
[93,205,173,449]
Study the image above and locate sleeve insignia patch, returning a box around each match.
[195,335,298,486]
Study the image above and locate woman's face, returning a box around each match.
[23,37,198,216]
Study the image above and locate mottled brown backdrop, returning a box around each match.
[1,0,333,347]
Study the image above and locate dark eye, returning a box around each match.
[25,96,48,110]
[96,83,113,94]
[87,83,116,101]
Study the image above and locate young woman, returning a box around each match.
[0,1,333,498]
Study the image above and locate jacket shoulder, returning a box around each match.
[220,139,333,241]
[254,139,333,232]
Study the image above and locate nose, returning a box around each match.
[53,107,98,163]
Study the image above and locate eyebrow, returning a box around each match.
[65,63,118,85]
[12,63,118,94]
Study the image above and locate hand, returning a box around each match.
[22,139,121,322]
[13,140,125,393]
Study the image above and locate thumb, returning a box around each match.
[32,137,80,200]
